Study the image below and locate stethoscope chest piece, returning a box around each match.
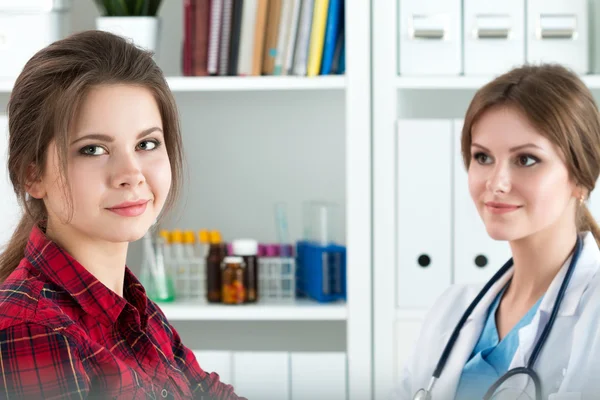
[413,388,432,400]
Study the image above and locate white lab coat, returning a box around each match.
[396,232,600,400]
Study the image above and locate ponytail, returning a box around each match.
[0,216,34,282]
[0,198,45,282]
[579,203,600,248]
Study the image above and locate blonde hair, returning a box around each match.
[462,64,600,246]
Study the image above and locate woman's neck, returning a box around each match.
[505,221,578,305]
[45,220,128,297]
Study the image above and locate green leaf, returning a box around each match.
[148,0,162,16]
[134,0,144,16]
[94,0,161,16]
[115,0,129,16]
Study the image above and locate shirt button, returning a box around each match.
[161,389,168,398]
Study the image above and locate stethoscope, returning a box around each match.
[413,235,583,400]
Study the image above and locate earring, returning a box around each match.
[580,194,586,205]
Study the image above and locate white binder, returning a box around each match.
[0,115,20,249]
[192,351,233,388]
[290,352,346,400]
[586,178,600,223]
[452,120,511,285]
[233,352,290,400]
[526,0,588,74]
[463,0,525,75]
[398,0,462,75]
[396,120,452,309]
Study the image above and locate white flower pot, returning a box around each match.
[96,16,160,55]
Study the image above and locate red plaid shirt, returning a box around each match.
[0,226,246,399]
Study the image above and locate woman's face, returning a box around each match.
[468,106,579,242]
[33,84,172,244]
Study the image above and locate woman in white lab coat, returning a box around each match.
[397,63,600,400]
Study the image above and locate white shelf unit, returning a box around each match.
[373,2,600,400]
[0,0,371,399]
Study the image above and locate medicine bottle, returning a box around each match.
[221,256,246,305]
[206,230,227,303]
[232,239,259,303]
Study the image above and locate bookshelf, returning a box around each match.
[0,0,370,397]
[80,0,368,399]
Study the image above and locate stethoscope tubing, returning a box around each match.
[420,236,583,400]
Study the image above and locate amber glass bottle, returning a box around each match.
[221,256,246,305]
[206,231,227,303]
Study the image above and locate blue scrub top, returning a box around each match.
[454,283,544,400]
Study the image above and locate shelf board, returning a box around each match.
[167,75,346,91]
[0,75,346,94]
[396,75,600,90]
[158,298,347,321]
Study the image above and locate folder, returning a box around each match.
[588,179,600,222]
[0,115,20,249]
[233,352,290,399]
[320,0,343,75]
[292,0,315,76]
[396,120,452,309]
[237,0,259,76]
[463,0,525,75]
[398,0,462,75]
[207,0,224,75]
[452,120,511,285]
[306,0,330,77]
[290,352,346,400]
[192,350,233,386]
[527,0,588,74]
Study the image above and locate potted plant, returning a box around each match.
[94,0,163,54]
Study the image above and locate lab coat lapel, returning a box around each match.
[435,269,514,400]
[506,233,600,392]
[510,232,599,371]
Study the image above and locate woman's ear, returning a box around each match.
[25,164,45,199]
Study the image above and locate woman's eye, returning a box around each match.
[474,152,492,165]
[516,154,539,167]
[137,140,159,151]
[79,145,106,156]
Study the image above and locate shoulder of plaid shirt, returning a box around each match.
[0,225,246,400]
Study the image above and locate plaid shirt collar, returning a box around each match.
[24,225,148,328]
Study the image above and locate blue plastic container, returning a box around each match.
[296,241,346,302]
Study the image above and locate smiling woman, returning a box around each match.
[398,64,600,400]
[0,30,246,399]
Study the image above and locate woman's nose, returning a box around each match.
[486,163,511,194]
[110,153,145,188]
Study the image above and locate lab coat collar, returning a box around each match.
[464,232,599,324]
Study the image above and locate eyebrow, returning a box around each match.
[471,142,543,152]
[70,127,163,145]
